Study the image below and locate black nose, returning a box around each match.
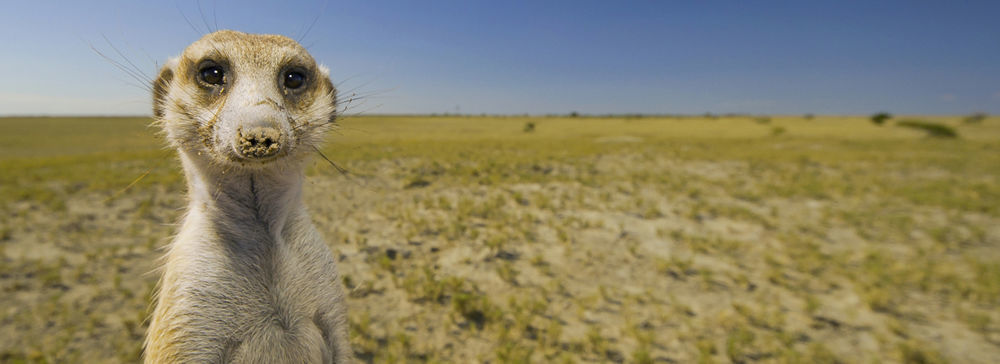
[237,127,282,158]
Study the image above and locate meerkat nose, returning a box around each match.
[237,126,283,159]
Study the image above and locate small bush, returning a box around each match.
[898,340,947,364]
[896,120,958,138]
[523,122,535,133]
[771,126,786,136]
[754,117,771,124]
[963,112,988,124]
[404,178,431,189]
[452,292,498,329]
[871,112,892,125]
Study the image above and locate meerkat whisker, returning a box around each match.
[90,42,154,94]
[312,146,350,177]
[102,35,153,82]
[296,0,329,43]
[195,0,213,34]
[175,2,207,36]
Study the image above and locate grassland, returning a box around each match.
[1,114,998,363]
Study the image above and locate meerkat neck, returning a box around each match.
[179,150,307,243]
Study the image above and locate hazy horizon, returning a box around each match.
[0,112,985,118]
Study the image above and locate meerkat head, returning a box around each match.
[152,30,337,170]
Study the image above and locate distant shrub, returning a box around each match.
[771,126,786,136]
[803,113,815,120]
[963,112,988,124]
[896,120,958,138]
[523,122,535,133]
[754,117,771,124]
[569,111,580,118]
[871,112,892,125]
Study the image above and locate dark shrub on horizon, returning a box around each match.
[871,112,892,125]
[896,120,958,138]
[963,113,988,124]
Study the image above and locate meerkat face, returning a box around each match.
[153,30,337,169]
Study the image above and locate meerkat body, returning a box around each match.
[145,30,351,363]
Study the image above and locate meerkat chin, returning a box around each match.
[144,30,352,363]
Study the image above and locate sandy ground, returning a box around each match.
[3,152,996,363]
[1,116,999,363]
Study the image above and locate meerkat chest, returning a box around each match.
[217,240,340,362]
[158,226,340,362]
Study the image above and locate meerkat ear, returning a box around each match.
[152,58,178,119]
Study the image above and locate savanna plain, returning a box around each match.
[0,114,998,363]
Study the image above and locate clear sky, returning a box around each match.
[1,0,998,116]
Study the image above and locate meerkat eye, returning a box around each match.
[199,66,225,85]
[283,71,306,89]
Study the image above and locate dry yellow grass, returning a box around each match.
[1,114,998,363]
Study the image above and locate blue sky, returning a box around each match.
[1,0,998,115]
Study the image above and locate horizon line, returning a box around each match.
[0,112,989,119]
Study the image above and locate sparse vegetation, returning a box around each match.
[896,119,959,138]
[964,112,988,124]
[1,114,998,362]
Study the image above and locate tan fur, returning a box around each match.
[145,30,351,363]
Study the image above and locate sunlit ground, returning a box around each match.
[1,115,998,363]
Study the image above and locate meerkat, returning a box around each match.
[144,30,352,363]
